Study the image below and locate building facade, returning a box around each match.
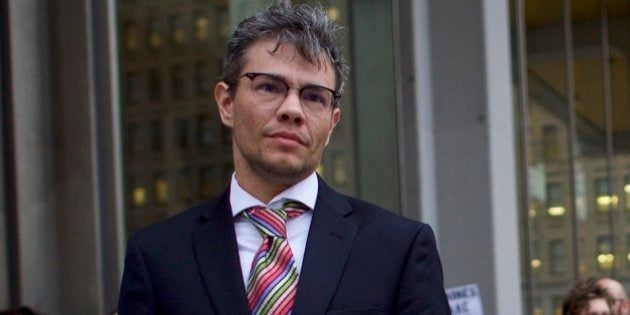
[0,0,628,314]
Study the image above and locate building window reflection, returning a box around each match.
[169,14,186,47]
[146,17,163,50]
[194,62,213,96]
[594,177,617,213]
[199,167,217,200]
[148,68,162,102]
[596,236,614,272]
[171,65,187,99]
[177,169,193,204]
[194,14,210,43]
[512,0,629,312]
[153,172,169,205]
[119,0,359,235]
[174,118,189,151]
[542,124,559,162]
[552,296,564,315]
[124,72,143,104]
[531,241,542,273]
[549,239,566,274]
[150,120,163,153]
[128,176,147,208]
[546,183,565,217]
[122,21,141,54]
[198,114,216,149]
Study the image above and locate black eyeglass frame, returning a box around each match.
[230,72,342,108]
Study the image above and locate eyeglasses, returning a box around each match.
[234,72,340,115]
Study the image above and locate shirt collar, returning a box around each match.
[230,172,318,217]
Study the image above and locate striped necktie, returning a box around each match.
[242,201,307,315]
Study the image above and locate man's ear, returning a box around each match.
[215,82,234,128]
[325,107,341,146]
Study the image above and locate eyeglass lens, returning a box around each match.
[247,73,334,113]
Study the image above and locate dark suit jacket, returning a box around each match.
[118,178,451,314]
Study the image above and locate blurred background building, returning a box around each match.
[0,0,628,314]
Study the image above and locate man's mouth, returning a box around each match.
[268,131,306,145]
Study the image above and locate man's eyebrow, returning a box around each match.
[262,72,332,89]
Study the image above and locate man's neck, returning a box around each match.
[234,173,291,204]
[232,152,314,203]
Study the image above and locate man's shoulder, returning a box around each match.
[320,183,428,235]
[329,192,437,256]
[128,192,228,246]
[346,195,425,228]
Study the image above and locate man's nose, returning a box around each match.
[276,90,305,124]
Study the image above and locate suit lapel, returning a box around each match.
[293,179,358,314]
[192,192,249,314]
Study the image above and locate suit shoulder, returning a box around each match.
[343,195,429,234]
[128,194,226,247]
[339,195,439,261]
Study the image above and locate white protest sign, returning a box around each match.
[446,283,484,315]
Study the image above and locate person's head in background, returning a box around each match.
[563,278,614,315]
[597,278,630,315]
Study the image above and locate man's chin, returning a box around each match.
[252,159,316,185]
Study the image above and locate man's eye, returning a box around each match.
[302,90,330,106]
[255,81,285,94]
[303,93,325,103]
[259,83,278,92]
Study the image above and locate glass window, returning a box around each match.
[596,235,614,272]
[174,118,189,151]
[150,120,163,153]
[146,17,164,51]
[121,21,141,54]
[170,64,187,100]
[594,177,616,213]
[546,183,566,217]
[148,68,162,102]
[169,13,187,47]
[532,297,543,315]
[515,0,630,312]
[117,0,400,235]
[118,1,238,234]
[549,239,566,274]
[176,169,193,204]
[531,241,542,273]
[542,124,559,162]
[123,71,143,104]
[153,172,169,205]
[551,296,565,315]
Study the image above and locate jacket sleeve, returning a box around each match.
[396,224,451,314]
[118,234,156,315]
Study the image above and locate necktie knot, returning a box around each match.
[243,201,307,239]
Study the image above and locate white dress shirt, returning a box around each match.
[230,172,317,286]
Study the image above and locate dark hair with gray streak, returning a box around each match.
[219,1,348,100]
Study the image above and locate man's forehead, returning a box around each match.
[241,39,336,88]
[245,40,332,73]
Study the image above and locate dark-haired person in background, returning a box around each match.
[118,2,450,314]
[563,278,613,315]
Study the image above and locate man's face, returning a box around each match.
[215,39,340,186]
[581,298,611,315]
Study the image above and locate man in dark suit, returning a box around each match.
[118,2,450,314]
